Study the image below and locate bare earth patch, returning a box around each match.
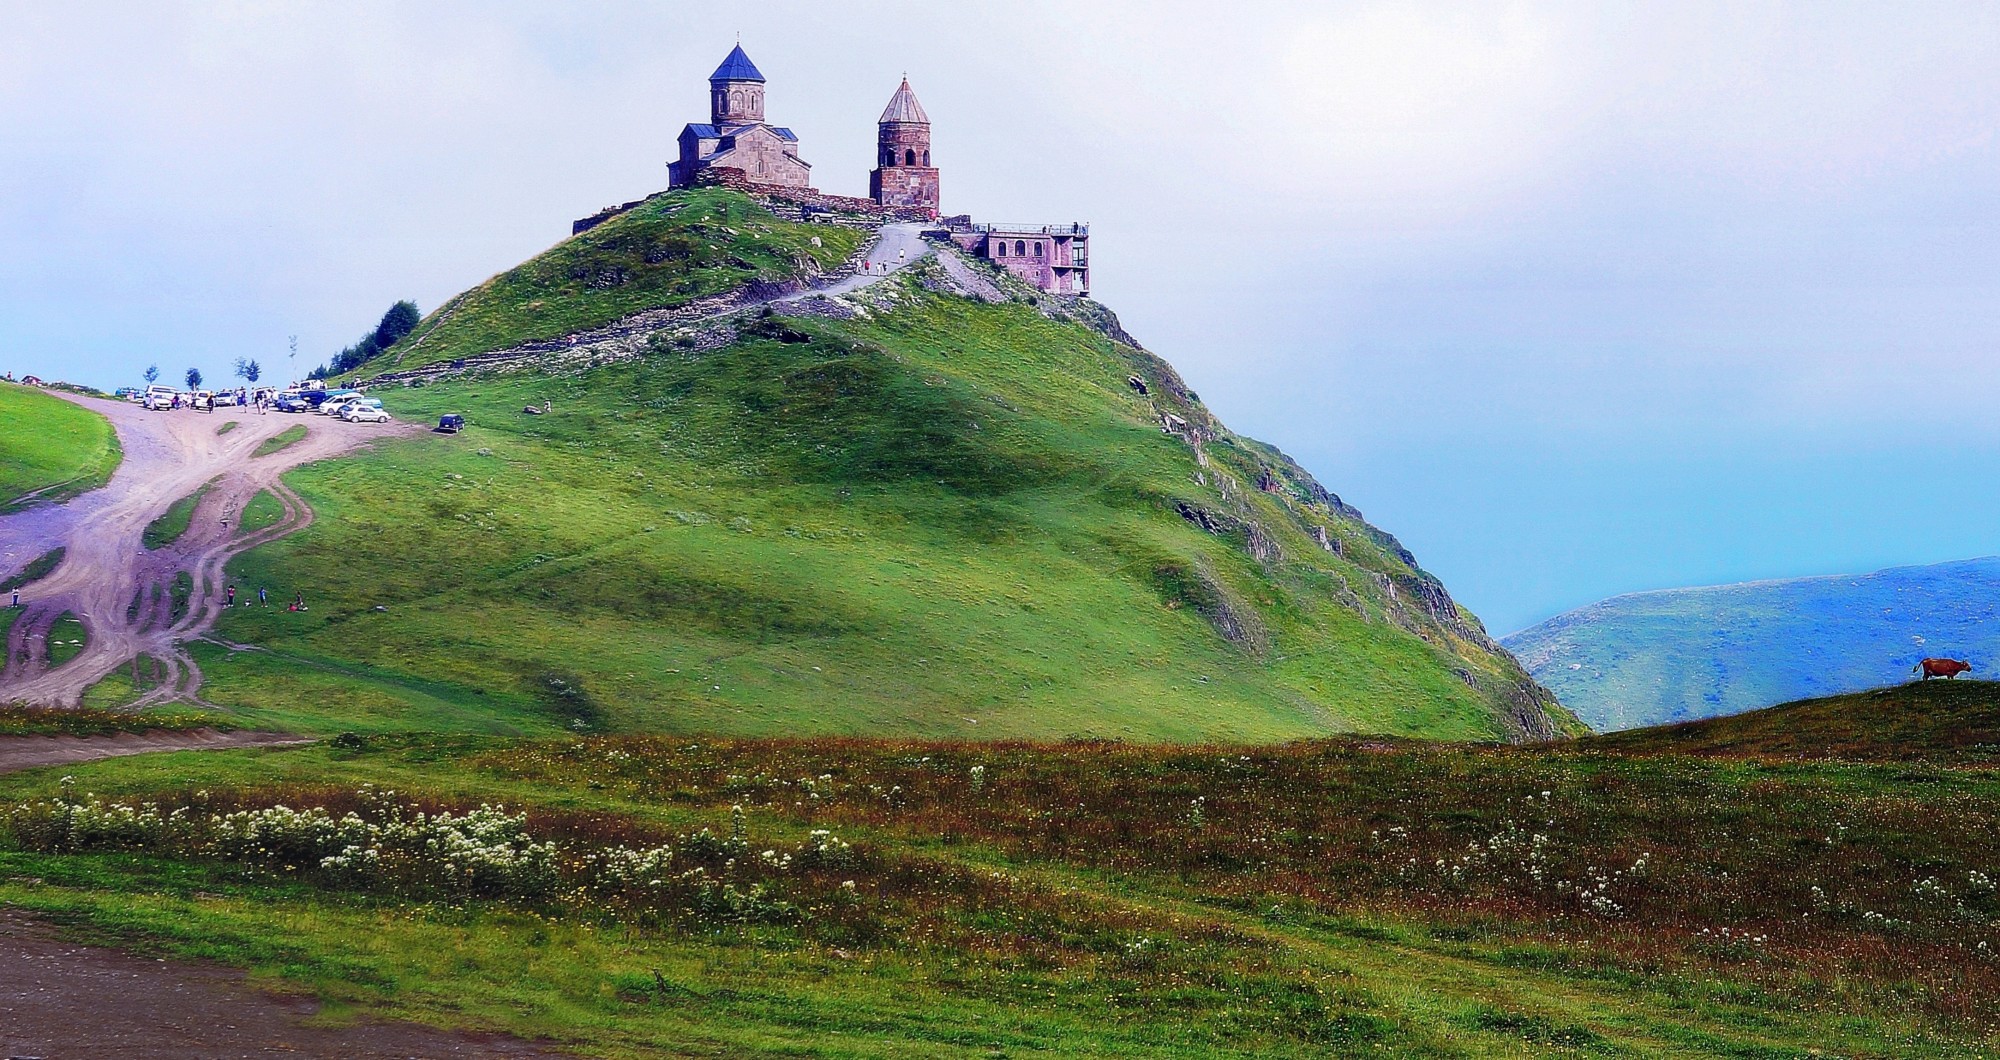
[0,729,310,775]
[0,909,570,1058]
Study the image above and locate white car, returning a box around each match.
[341,405,390,424]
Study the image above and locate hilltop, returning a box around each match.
[188,188,1574,743]
[1582,676,2000,763]
[1503,556,2000,730]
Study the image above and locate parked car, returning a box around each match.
[336,398,384,419]
[274,395,313,413]
[316,390,362,414]
[142,384,179,411]
[436,414,465,434]
[342,405,390,424]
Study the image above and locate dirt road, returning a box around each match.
[0,398,408,707]
[0,910,569,1058]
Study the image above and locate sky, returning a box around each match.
[4,1,2000,633]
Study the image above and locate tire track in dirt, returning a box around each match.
[0,395,416,708]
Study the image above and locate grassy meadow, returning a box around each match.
[0,381,120,511]
[3,689,1999,1057]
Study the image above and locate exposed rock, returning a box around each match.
[1127,375,1149,395]
[1175,501,1234,536]
[1310,525,1341,555]
[1244,522,1282,566]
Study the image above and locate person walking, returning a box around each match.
[226,584,237,607]
[9,589,17,608]
[258,586,268,606]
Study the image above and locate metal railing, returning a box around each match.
[972,222,1088,236]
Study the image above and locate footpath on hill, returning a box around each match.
[0,394,398,708]
[360,220,936,387]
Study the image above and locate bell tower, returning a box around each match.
[869,77,939,214]
[709,44,766,126]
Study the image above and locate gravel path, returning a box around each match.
[0,398,412,707]
[0,910,570,1058]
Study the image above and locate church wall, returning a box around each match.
[711,129,810,188]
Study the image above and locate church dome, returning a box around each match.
[878,78,929,124]
[709,44,765,83]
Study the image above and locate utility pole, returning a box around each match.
[287,335,298,387]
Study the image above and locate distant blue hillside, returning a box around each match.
[1501,557,2000,732]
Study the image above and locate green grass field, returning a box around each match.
[236,489,286,534]
[210,258,1564,743]
[142,478,217,550]
[43,611,85,667]
[252,424,308,458]
[0,382,120,511]
[2,718,1995,1057]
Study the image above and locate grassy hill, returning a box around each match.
[1503,556,2000,731]
[1583,677,2000,763]
[373,188,865,374]
[193,188,1574,744]
[0,381,120,513]
[2,728,1995,1056]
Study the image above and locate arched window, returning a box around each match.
[1015,241,1027,256]
[1034,242,1044,257]
[995,241,1005,256]
[904,149,916,165]
[922,150,930,166]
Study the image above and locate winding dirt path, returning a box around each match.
[0,396,412,707]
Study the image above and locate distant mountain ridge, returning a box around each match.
[1503,556,2000,731]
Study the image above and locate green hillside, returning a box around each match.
[374,188,865,374]
[201,188,1574,743]
[0,381,120,512]
[1504,557,2000,731]
[1583,677,2000,763]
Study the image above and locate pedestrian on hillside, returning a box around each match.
[258,586,268,606]
[9,589,17,608]
[226,584,236,607]
[294,590,305,611]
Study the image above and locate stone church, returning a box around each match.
[666,45,812,190]
[668,46,939,215]
[657,45,1087,295]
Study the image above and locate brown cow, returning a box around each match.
[1916,657,1973,680]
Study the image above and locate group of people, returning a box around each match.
[169,386,266,413]
[223,584,307,611]
[11,580,300,608]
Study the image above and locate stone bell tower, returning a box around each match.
[869,78,939,214]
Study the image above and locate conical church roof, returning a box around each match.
[878,78,929,124]
[709,44,765,83]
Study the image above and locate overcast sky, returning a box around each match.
[5,1,2000,632]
